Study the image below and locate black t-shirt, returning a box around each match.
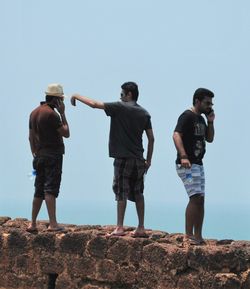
[104,101,152,159]
[174,110,207,165]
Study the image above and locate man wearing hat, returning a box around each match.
[27,83,70,232]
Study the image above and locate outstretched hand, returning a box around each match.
[71,94,80,106]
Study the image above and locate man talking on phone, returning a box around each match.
[173,88,215,245]
[27,83,70,232]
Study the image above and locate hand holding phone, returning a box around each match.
[205,108,215,122]
[55,98,65,115]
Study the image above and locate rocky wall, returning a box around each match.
[0,217,249,289]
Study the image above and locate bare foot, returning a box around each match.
[26,225,38,233]
[47,226,65,232]
[185,235,206,245]
[130,227,148,238]
[106,227,126,237]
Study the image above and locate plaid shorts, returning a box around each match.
[33,154,63,199]
[176,164,205,197]
[113,158,146,202]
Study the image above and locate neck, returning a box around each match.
[191,106,201,115]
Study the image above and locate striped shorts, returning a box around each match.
[113,158,146,202]
[176,164,205,197]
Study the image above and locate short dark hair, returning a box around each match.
[193,88,214,105]
[121,81,139,101]
[46,95,57,102]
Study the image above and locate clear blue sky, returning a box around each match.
[0,0,249,240]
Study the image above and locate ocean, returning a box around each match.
[2,198,249,241]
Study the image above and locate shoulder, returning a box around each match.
[104,101,121,108]
[30,104,43,118]
[104,101,122,116]
[41,105,60,121]
[178,109,194,120]
[134,103,151,116]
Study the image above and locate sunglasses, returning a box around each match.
[203,101,213,106]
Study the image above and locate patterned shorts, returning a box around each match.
[33,154,63,199]
[176,164,205,197]
[113,158,146,202]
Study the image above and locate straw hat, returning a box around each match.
[45,83,65,97]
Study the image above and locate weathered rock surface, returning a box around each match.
[0,217,249,289]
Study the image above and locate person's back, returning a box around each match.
[30,103,64,155]
[105,101,151,159]
[27,83,70,233]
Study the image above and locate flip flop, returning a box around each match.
[189,238,206,245]
[106,230,126,237]
[130,230,148,238]
[26,227,38,233]
[47,226,66,232]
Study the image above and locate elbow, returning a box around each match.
[64,131,70,138]
[89,101,99,108]
[173,132,178,142]
[206,138,214,143]
[62,129,70,138]
[206,134,214,143]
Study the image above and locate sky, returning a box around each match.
[0,0,249,240]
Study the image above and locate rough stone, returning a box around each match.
[0,217,249,289]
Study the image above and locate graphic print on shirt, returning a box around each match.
[194,121,206,158]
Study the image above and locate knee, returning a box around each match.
[45,193,56,200]
[190,194,204,206]
[134,194,144,203]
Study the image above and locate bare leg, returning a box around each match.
[28,197,43,230]
[117,200,127,227]
[109,200,127,236]
[135,195,145,228]
[193,195,204,241]
[185,194,204,241]
[185,200,195,237]
[132,195,146,236]
[45,193,59,229]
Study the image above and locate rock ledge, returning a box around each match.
[0,217,249,289]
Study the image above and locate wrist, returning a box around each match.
[207,121,214,124]
[180,155,188,159]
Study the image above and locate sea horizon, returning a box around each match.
[1,199,249,241]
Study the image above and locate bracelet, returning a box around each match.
[180,155,188,159]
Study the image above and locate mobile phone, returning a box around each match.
[205,108,213,116]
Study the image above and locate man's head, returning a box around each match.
[193,88,214,115]
[120,82,139,102]
[45,83,65,104]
